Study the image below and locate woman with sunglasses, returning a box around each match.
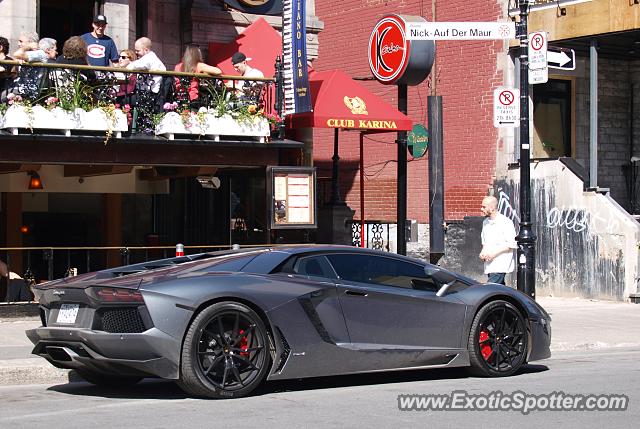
[174,44,222,104]
[114,49,137,105]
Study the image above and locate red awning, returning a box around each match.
[287,69,413,131]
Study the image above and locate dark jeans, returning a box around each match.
[487,273,506,285]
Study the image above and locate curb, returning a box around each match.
[0,358,71,386]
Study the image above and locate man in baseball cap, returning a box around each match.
[93,15,108,25]
[81,14,119,66]
[227,51,264,98]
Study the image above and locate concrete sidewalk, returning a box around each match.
[0,297,638,386]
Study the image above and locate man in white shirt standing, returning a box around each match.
[127,37,166,93]
[479,195,517,285]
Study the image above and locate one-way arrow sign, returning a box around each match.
[548,47,575,70]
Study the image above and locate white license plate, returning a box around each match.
[56,304,80,324]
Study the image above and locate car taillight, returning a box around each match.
[95,287,144,303]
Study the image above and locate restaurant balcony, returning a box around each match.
[0,60,301,170]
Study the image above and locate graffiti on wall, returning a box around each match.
[545,205,620,235]
[495,179,624,300]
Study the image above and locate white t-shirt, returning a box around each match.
[481,213,517,274]
[127,51,166,93]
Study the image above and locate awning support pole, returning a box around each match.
[330,128,343,205]
[360,132,365,247]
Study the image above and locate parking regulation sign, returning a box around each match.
[528,32,547,70]
[493,87,520,128]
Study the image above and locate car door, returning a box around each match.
[326,253,467,349]
[271,254,350,344]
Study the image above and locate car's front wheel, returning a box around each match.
[467,300,528,377]
[178,301,271,399]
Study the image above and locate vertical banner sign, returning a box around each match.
[290,0,312,113]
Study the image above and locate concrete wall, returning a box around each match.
[0,0,38,49]
[104,1,131,55]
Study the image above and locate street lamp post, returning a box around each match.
[516,0,537,299]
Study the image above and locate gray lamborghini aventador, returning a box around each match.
[26,245,551,398]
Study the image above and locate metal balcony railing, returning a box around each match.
[0,60,282,141]
[0,243,274,303]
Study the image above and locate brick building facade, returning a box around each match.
[312,0,506,223]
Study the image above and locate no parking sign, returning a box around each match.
[493,87,520,128]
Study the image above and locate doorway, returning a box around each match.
[38,0,98,46]
[532,78,574,159]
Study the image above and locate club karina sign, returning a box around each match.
[368,14,435,86]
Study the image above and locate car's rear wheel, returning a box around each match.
[467,300,528,377]
[178,302,271,399]
[74,369,142,386]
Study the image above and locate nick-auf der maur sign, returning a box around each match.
[406,22,516,40]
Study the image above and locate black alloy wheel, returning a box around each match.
[468,300,528,377]
[178,302,271,398]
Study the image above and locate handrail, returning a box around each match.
[0,243,311,252]
[0,59,275,82]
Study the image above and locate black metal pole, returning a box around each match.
[330,128,343,205]
[274,55,285,139]
[516,0,536,299]
[428,95,445,264]
[397,84,408,255]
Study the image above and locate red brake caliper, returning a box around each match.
[238,329,249,357]
[479,330,492,360]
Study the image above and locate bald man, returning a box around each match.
[479,195,517,285]
[127,37,166,93]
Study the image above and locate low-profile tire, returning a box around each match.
[467,300,528,377]
[74,369,142,386]
[177,301,271,399]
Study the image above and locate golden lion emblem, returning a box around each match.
[343,96,368,115]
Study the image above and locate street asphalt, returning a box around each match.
[0,296,639,386]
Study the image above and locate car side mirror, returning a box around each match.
[424,265,457,285]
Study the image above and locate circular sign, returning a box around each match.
[368,15,409,84]
[530,33,544,51]
[368,14,435,86]
[499,90,515,106]
[408,124,429,158]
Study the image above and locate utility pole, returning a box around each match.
[516,0,536,299]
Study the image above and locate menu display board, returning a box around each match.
[268,167,316,229]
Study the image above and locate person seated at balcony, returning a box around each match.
[55,36,96,81]
[81,14,119,67]
[5,36,56,101]
[226,51,264,102]
[114,49,137,105]
[13,36,57,63]
[174,44,222,104]
[126,37,166,94]
[0,36,18,95]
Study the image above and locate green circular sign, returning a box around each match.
[408,124,429,158]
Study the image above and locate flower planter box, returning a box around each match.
[155,113,270,142]
[0,105,128,138]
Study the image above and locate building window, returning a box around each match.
[532,78,573,159]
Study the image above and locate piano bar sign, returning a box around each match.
[289,0,312,113]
